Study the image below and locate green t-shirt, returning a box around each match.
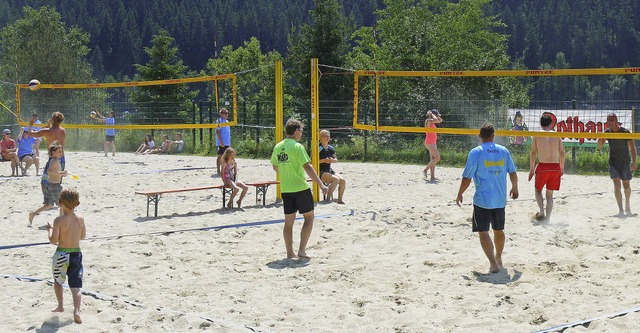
[271,138,311,193]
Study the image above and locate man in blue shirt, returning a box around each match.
[456,123,519,273]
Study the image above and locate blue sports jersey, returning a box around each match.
[105,117,116,136]
[461,142,517,209]
[215,118,230,146]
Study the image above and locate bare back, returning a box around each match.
[51,212,86,248]
[35,126,66,150]
[532,134,563,163]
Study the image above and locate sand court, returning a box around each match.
[1,151,640,332]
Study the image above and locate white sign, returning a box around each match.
[507,109,633,145]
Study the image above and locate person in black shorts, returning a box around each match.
[270,119,327,259]
[319,130,346,203]
[456,123,519,273]
[597,113,637,217]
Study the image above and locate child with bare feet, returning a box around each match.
[220,147,248,208]
[529,114,565,222]
[46,189,86,324]
[271,119,328,259]
[423,109,443,182]
[319,130,347,204]
[29,143,67,227]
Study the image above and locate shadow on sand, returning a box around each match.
[34,315,74,333]
[463,268,522,285]
[267,258,311,270]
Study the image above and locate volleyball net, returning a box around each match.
[15,74,237,130]
[349,67,640,145]
[3,62,283,153]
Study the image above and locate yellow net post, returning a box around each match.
[311,58,320,202]
[275,61,284,200]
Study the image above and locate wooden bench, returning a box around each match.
[135,180,282,217]
[135,185,232,217]
[246,180,279,206]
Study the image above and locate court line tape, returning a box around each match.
[533,306,640,332]
[0,210,356,250]
[0,274,273,332]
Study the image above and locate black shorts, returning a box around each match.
[609,162,632,181]
[105,135,115,142]
[472,205,505,232]
[217,146,230,155]
[19,154,34,161]
[282,189,315,215]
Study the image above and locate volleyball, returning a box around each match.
[28,79,41,91]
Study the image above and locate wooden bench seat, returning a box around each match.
[135,181,282,217]
[246,180,279,206]
[135,185,231,217]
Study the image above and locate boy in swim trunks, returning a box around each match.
[28,143,67,227]
[46,189,85,324]
[528,113,565,221]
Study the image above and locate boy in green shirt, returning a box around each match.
[271,119,328,259]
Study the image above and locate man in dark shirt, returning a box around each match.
[597,113,637,217]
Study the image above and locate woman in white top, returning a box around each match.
[135,134,155,154]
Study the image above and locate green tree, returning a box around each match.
[343,0,530,134]
[0,6,95,124]
[207,37,284,104]
[130,29,197,124]
[207,37,290,123]
[287,0,352,103]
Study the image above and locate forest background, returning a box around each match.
[1,0,640,173]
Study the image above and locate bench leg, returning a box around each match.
[322,182,330,201]
[146,194,160,217]
[255,185,270,206]
[221,187,233,208]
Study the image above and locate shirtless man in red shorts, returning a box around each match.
[529,113,565,221]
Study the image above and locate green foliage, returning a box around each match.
[0,6,93,84]
[130,29,197,124]
[0,6,96,124]
[348,0,524,103]
[287,0,353,101]
[207,37,287,106]
[232,133,276,158]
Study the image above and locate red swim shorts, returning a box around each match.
[534,163,562,191]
